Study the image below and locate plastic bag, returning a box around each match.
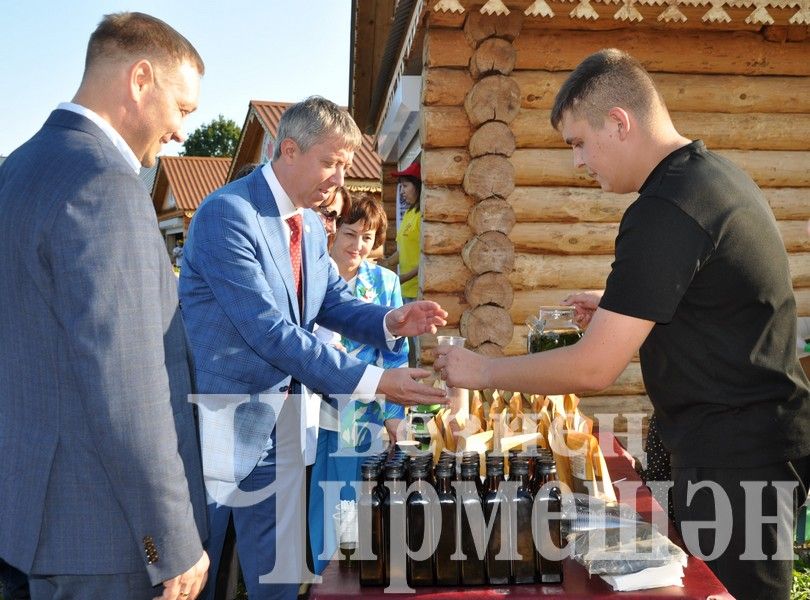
[563,493,646,534]
[567,521,687,576]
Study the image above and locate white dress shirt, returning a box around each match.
[261,162,394,462]
[57,102,141,174]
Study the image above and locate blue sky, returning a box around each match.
[0,0,353,156]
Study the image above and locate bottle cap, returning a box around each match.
[435,464,454,478]
[385,465,404,480]
[361,463,381,478]
[511,461,529,476]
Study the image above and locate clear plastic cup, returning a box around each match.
[436,335,467,412]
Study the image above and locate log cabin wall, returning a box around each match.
[417,0,810,438]
[381,163,400,258]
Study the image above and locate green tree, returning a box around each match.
[181,114,241,157]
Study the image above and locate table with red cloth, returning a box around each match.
[308,432,733,600]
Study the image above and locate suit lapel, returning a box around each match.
[249,172,301,324]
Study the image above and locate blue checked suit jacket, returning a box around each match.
[179,167,399,482]
[0,109,208,584]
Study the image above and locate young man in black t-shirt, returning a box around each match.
[434,48,810,598]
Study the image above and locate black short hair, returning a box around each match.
[550,48,663,130]
[399,175,421,213]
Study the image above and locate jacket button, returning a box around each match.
[143,536,159,564]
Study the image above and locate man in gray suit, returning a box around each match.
[0,13,209,600]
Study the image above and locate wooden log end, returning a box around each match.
[469,121,516,158]
[463,154,516,200]
[465,272,515,309]
[463,10,523,46]
[473,342,506,357]
[464,75,522,127]
[461,231,516,275]
[470,38,517,79]
[468,197,516,235]
[459,305,514,347]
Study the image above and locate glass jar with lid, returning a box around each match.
[526,306,583,354]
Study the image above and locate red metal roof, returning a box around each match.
[155,156,230,211]
[248,100,381,181]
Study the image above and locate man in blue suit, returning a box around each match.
[0,13,209,600]
[179,97,447,600]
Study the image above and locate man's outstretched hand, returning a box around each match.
[377,368,448,407]
[384,301,447,338]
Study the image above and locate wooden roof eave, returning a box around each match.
[367,0,427,143]
[227,105,263,182]
[157,207,183,222]
[152,163,170,214]
[428,0,810,27]
[351,0,809,146]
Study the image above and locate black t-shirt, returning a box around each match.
[600,140,810,468]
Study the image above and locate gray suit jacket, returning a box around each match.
[0,109,208,584]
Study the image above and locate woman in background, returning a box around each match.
[384,161,421,303]
[317,185,352,246]
[313,186,352,347]
[308,195,408,574]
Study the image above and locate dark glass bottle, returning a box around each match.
[483,459,510,585]
[533,459,563,584]
[465,454,485,497]
[358,462,385,585]
[409,453,433,486]
[383,465,407,586]
[436,456,456,483]
[434,463,460,585]
[507,448,521,478]
[457,462,486,585]
[461,450,480,479]
[509,460,536,584]
[522,449,539,488]
[406,465,435,586]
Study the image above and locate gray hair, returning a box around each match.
[272,96,362,160]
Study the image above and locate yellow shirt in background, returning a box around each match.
[396,208,420,299]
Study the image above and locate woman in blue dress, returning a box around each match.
[308,194,408,574]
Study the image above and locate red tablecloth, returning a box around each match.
[308,433,733,599]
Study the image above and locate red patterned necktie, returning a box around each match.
[286,213,303,302]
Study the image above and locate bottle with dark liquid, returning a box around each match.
[358,462,385,586]
[383,465,407,586]
[457,462,486,585]
[533,458,564,584]
[434,463,460,585]
[463,452,485,496]
[436,455,456,481]
[526,306,583,354]
[509,458,536,584]
[406,464,435,586]
[410,452,434,486]
[483,457,510,585]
